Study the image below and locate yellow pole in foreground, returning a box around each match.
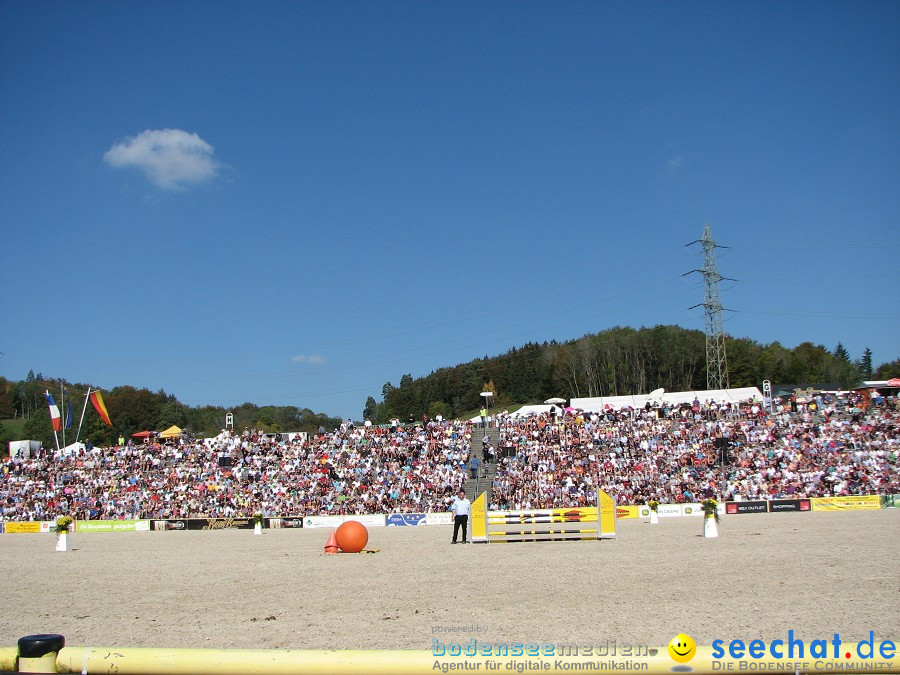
[0,647,16,672]
[49,643,899,675]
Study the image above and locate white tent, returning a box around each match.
[571,386,763,412]
[57,442,86,458]
[508,404,555,418]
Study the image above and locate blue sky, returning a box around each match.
[1,1,898,419]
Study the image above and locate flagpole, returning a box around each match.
[75,387,91,444]
[60,381,66,451]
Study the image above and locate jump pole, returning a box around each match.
[472,489,616,543]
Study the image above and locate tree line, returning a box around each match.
[0,371,341,450]
[363,325,898,423]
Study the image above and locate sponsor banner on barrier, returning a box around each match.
[0,522,3,534]
[769,499,811,512]
[725,500,769,514]
[40,521,54,533]
[304,515,344,529]
[4,522,42,533]
[657,503,683,518]
[881,494,900,509]
[425,512,453,526]
[811,495,881,511]
[76,520,151,533]
[153,519,188,531]
[615,505,639,519]
[267,517,304,529]
[180,517,255,530]
[681,503,705,517]
[386,513,427,526]
[343,514,386,527]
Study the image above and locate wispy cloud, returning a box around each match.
[104,128,220,190]
[665,155,685,172]
[291,354,326,365]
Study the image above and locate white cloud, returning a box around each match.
[665,156,685,172]
[104,128,220,190]
[291,354,326,365]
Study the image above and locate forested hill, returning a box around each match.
[0,373,341,450]
[364,325,895,423]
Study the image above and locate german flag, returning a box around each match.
[89,390,112,426]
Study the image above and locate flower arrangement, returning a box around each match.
[55,516,73,534]
[647,500,660,512]
[252,513,264,526]
[701,498,719,522]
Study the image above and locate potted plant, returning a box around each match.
[701,498,719,538]
[648,500,660,525]
[55,516,73,552]
[252,513,264,535]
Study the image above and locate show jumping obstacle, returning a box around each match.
[471,489,617,543]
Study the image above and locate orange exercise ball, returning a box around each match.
[335,520,368,553]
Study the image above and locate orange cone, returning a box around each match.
[324,528,339,555]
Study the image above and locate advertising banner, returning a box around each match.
[681,504,705,517]
[769,499,811,513]
[657,503,683,518]
[4,522,41,533]
[304,515,344,529]
[881,494,900,509]
[425,512,453,526]
[78,520,120,532]
[266,517,304,529]
[76,520,151,533]
[0,522,3,534]
[188,517,255,530]
[615,505,639,519]
[725,501,769,514]
[153,520,188,531]
[343,514,386,527]
[811,495,881,511]
[386,513,427,526]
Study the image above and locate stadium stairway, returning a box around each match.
[463,425,501,506]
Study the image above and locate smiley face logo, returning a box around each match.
[668,633,696,663]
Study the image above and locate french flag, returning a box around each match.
[44,391,62,432]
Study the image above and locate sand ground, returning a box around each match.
[1,510,897,650]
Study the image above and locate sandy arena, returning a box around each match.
[1,510,897,650]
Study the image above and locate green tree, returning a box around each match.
[859,348,873,379]
[833,342,851,362]
[363,396,377,421]
[23,408,55,448]
[873,358,900,380]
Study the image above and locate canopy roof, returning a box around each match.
[571,387,763,412]
[159,425,182,438]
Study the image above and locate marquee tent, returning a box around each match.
[571,386,763,412]
[159,425,182,439]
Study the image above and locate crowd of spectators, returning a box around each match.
[490,392,899,509]
[0,420,471,521]
[1,392,897,521]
